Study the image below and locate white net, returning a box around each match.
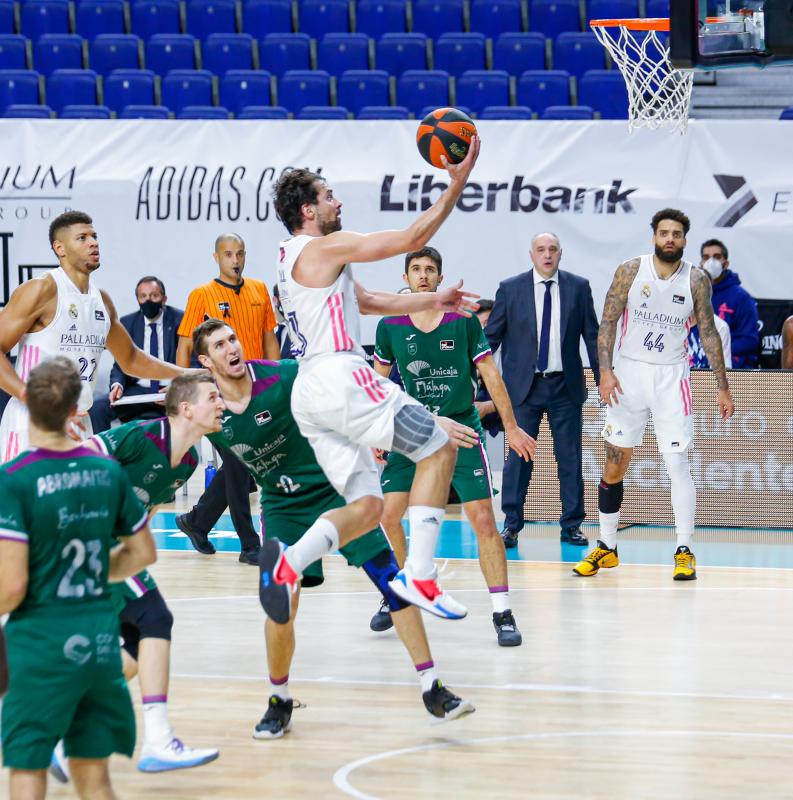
[591,21,694,134]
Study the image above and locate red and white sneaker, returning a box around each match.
[388,565,467,619]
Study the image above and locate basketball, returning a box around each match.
[416,107,477,169]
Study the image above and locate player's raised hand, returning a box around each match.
[599,369,623,407]
[441,135,480,184]
[434,279,480,317]
[435,416,479,449]
[506,424,536,462]
[717,388,735,420]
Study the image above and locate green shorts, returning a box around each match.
[261,487,389,588]
[111,568,158,615]
[382,441,494,502]
[1,604,136,770]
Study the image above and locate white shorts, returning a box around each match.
[0,397,94,463]
[602,358,692,453]
[291,354,447,500]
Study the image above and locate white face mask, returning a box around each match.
[702,257,724,281]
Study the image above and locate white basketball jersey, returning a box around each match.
[277,234,365,361]
[617,254,694,365]
[14,267,111,410]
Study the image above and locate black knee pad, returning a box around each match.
[362,548,410,613]
[598,479,624,514]
[119,588,174,659]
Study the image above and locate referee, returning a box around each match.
[176,233,280,564]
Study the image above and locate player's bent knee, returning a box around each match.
[124,589,174,643]
[391,404,447,462]
[359,495,384,530]
[361,549,410,612]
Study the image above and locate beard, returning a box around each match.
[654,243,684,264]
[319,216,342,236]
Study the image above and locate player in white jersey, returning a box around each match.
[574,209,735,581]
[0,211,191,462]
[258,139,488,626]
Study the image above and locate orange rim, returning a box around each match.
[590,16,725,30]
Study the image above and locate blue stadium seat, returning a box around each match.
[178,104,229,117]
[469,0,523,39]
[21,0,70,41]
[357,103,408,118]
[162,68,214,113]
[220,68,271,114]
[131,0,182,39]
[317,32,369,76]
[0,1,14,35]
[553,32,603,79]
[146,34,197,75]
[516,68,569,112]
[0,71,41,113]
[61,103,111,117]
[542,103,593,117]
[296,104,348,118]
[586,0,638,22]
[455,69,509,113]
[780,107,793,120]
[103,67,156,110]
[397,69,449,115]
[4,102,53,117]
[298,0,350,39]
[529,0,580,38]
[411,0,464,39]
[0,35,29,69]
[203,33,255,73]
[120,103,170,117]
[260,33,310,78]
[278,68,330,113]
[644,0,669,17]
[376,32,427,76]
[418,102,469,117]
[186,0,237,41]
[355,0,406,36]
[337,68,387,114]
[242,0,293,39]
[76,1,126,41]
[46,68,99,113]
[34,34,83,76]
[237,104,288,117]
[434,33,485,76]
[91,35,142,76]
[480,104,532,118]
[493,32,545,74]
[578,68,627,117]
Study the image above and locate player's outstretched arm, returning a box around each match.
[108,523,157,582]
[355,280,479,317]
[598,259,640,406]
[0,540,28,615]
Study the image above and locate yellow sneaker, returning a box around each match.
[572,541,619,577]
[673,546,697,581]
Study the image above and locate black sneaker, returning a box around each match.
[253,695,293,739]
[175,514,216,555]
[239,546,260,565]
[422,680,475,723]
[369,598,393,632]
[492,609,522,647]
[501,527,519,549]
[258,539,294,624]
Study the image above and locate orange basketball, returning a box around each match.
[416,107,477,169]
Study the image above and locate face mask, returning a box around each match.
[702,257,724,281]
[139,300,163,319]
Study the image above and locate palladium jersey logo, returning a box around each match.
[712,174,758,227]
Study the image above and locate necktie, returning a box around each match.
[149,322,160,393]
[537,280,552,374]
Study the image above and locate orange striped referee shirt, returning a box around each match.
[177,278,276,360]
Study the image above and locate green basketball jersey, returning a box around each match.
[0,447,148,618]
[374,311,491,430]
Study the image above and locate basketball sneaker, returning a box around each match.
[258,539,299,624]
[369,598,394,632]
[388,565,467,619]
[673,546,697,581]
[138,737,219,773]
[492,609,522,647]
[422,680,475,723]
[253,695,293,739]
[49,740,70,784]
[572,541,619,577]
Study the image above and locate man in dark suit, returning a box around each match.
[486,233,600,548]
[90,276,184,430]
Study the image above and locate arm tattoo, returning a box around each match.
[598,259,640,370]
[691,269,729,390]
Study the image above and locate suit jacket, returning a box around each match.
[485,269,600,406]
[109,305,184,391]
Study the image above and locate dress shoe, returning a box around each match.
[560,527,589,546]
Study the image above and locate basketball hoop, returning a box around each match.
[590,17,694,134]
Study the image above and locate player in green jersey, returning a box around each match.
[0,357,156,800]
[193,319,475,734]
[372,247,536,646]
[0,627,6,698]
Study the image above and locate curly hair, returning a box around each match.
[272,169,325,234]
[650,208,690,235]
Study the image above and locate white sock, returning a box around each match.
[142,696,173,746]
[270,675,290,701]
[406,505,444,579]
[489,586,509,614]
[416,660,438,693]
[664,451,696,549]
[598,512,619,550]
[284,517,339,575]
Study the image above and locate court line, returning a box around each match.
[331,729,793,800]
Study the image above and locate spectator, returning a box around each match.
[783,315,793,369]
[473,300,503,436]
[271,285,293,359]
[486,232,600,549]
[686,267,732,369]
[175,233,280,565]
[700,239,759,368]
[90,276,184,431]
